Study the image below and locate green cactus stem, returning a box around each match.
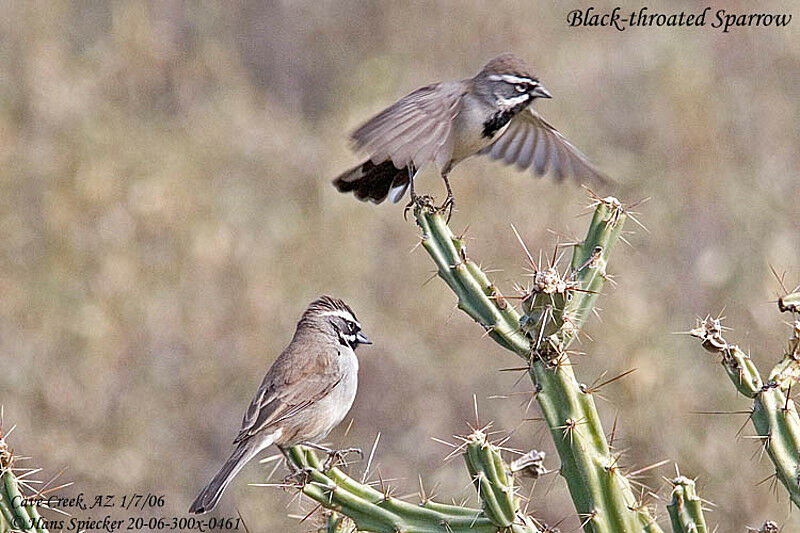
[689,316,800,509]
[414,198,663,533]
[463,430,518,528]
[521,197,626,356]
[285,432,542,533]
[414,198,532,359]
[666,477,708,533]
[0,429,49,533]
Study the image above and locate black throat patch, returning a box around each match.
[481,101,531,139]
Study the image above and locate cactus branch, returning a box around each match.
[666,477,708,533]
[0,427,49,533]
[414,199,663,533]
[689,316,800,509]
[285,430,542,533]
[414,199,532,359]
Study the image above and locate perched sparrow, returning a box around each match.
[333,53,607,216]
[189,296,371,514]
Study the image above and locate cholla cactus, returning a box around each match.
[0,426,49,533]
[414,197,674,532]
[689,313,800,510]
[667,477,708,533]
[286,429,545,533]
[272,195,725,532]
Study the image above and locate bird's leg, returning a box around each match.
[403,163,419,221]
[278,445,297,470]
[408,163,417,202]
[438,170,455,223]
[278,445,313,485]
[302,442,363,470]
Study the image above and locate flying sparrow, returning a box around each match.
[333,53,607,218]
[189,296,371,514]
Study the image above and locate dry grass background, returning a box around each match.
[1,1,799,531]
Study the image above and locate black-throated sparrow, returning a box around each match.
[189,296,370,514]
[333,53,607,217]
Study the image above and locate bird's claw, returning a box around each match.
[283,466,314,486]
[437,195,455,223]
[322,447,363,470]
[403,194,435,220]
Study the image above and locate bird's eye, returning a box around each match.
[514,84,527,93]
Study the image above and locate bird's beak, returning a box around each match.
[356,331,372,345]
[532,83,552,99]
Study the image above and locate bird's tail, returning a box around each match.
[189,438,264,514]
[332,160,411,204]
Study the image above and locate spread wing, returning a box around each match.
[234,343,342,444]
[351,82,465,170]
[481,108,609,184]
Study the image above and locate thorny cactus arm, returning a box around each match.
[463,430,519,528]
[414,202,531,358]
[0,429,49,533]
[666,477,708,533]
[689,316,800,510]
[415,199,664,533]
[286,431,542,533]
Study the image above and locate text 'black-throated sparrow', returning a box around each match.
[333,53,608,218]
[189,296,370,514]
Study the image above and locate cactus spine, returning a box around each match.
[0,429,49,533]
[287,431,542,533]
[689,315,800,510]
[414,198,663,532]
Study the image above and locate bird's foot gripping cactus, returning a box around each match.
[689,314,800,510]
[0,427,49,533]
[286,430,546,533]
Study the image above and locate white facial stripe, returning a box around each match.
[496,93,531,108]
[321,309,355,321]
[488,74,535,85]
[321,309,361,328]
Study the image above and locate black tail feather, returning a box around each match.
[333,160,410,204]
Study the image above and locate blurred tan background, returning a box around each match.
[1,0,799,531]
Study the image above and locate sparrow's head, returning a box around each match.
[475,53,552,111]
[301,296,371,350]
